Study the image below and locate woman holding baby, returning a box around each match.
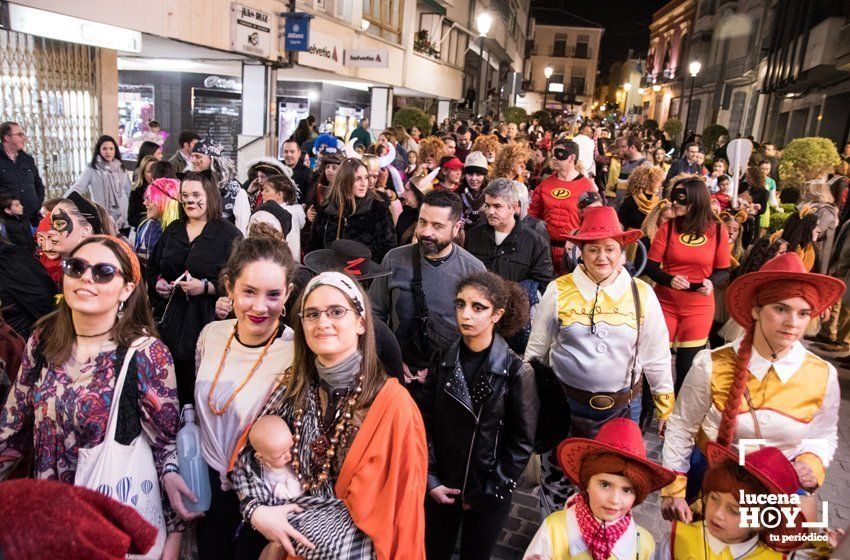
[230,269,428,559]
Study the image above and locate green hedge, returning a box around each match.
[503,106,528,125]
[392,107,431,133]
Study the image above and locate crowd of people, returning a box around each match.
[0,110,848,560]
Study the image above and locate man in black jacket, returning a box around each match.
[281,137,313,202]
[0,122,45,225]
[664,141,703,186]
[465,178,554,292]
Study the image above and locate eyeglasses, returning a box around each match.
[299,305,355,322]
[61,257,124,284]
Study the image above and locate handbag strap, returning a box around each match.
[104,338,147,442]
[628,278,642,397]
[411,247,430,319]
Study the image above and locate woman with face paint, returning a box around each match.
[145,172,243,404]
[526,206,674,518]
[645,175,732,394]
[231,271,427,559]
[65,135,132,230]
[49,192,113,257]
[0,235,185,558]
[420,272,537,560]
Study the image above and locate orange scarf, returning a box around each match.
[334,378,427,560]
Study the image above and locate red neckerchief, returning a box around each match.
[574,493,632,560]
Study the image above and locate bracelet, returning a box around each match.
[162,463,179,476]
[244,500,262,525]
[203,279,209,295]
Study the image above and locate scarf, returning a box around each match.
[315,349,362,391]
[574,493,632,560]
[633,191,659,215]
[95,156,125,221]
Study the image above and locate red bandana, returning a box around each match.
[573,493,632,560]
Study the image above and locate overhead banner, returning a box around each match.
[283,13,312,52]
[231,3,274,59]
[345,48,389,68]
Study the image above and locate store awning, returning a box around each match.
[419,0,446,16]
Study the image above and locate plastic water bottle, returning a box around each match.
[177,405,211,513]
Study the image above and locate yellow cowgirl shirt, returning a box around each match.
[660,340,838,497]
[653,521,783,560]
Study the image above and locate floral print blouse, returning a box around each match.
[0,335,183,532]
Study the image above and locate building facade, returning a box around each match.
[523,8,603,115]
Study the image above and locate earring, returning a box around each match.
[280,307,287,318]
[117,300,125,320]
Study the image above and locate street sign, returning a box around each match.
[727,138,753,204]
[283,13,313,52]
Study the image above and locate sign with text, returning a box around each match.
[231,3,274,59]
[345,48,389,68]
[283,13,313,52]
[297,30,343,71]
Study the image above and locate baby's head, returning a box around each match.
[249,415,295,469]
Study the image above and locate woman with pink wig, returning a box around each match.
[135,177,180,267]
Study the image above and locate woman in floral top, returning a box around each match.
[0,235,185,559]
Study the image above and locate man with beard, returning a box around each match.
[370,190,485,395]
[281,137,312,202]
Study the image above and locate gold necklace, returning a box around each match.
[290,376,364,491]
[207,321,279,416]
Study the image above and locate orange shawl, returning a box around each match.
[335,378,427,560]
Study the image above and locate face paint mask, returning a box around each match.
[51,208,74,236]
[671,186,690,206]
[553,147,570,161]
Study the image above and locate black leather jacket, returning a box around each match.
[419,334,539,509]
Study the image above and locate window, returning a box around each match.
[553,33,567,57]
[363,0,404,43]
[551,64,565,87]
[570,76,586,96]
[575,34,590,59]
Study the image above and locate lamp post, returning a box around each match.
[622,82,632,115]
[543,65,553,112]
[475,11,492,117]
[684,61,702,136]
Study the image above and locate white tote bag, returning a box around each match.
[75,338,167,559]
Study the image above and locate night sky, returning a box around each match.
[531,0,670,73]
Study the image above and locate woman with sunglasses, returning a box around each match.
[420,272,537,560]
[231,271,427,559]
[528,140,598,275]
[0,235,187,559]
[163,231,297,559]
[146,172,242,404]
[645,175,731,394]
[526,206,674,517]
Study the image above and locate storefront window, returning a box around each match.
[192,87,241,164]
[118,84,155,161]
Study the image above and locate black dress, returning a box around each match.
[145,218,242,403]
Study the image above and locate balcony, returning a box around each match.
[531,44,593,59]
[413,29,440,58]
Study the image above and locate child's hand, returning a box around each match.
[661,497,693,523]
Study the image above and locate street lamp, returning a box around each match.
[543,65,553,112]
[684,60,702,136]
[475,11,492,117]
[476,12,492,36]
[652,84,661,93]
[638,87,645,95]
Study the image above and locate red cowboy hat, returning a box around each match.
[705,442,809,552]
[563,206,643,246]
[557,418,675,494]
[725,252,845,329]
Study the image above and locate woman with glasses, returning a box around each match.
[231,271,427,559]
[162,231,297,559]
[645,175,731,394]
[526,206,674,518]
[0,235,187,559]
[146,172,242,404]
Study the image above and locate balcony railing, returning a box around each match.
[531,45,592,59]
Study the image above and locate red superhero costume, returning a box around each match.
[528,173,596,274]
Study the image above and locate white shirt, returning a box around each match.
[233,189,252,236]
[282,203,306,262]
[652,525,760,560]
[572,134,597,178]
[525,266,673,395]
[661,339,839,475]
[494,230,509,246]
[194,320,295,480]
[262,464,303,500]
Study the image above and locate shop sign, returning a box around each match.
[231,3,274,59]
[344,49,389,68]
[8,4,142,52]
[298,30,343,72]
[283,13,313,52]
[203,76,243,91]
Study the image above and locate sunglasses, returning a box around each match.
[61,257,124,284]
[553,147,570,161]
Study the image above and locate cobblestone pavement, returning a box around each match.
[486,345,850,559]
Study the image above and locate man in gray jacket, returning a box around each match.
[370,190,485,386]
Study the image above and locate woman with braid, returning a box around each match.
[659,252,842,524]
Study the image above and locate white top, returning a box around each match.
[524,501,640,560]
[572,134,597,178]
[494,230,509,246]
[282,203,306,262]
[661,339,839,475]
[233,189,252,236]
[194,319,295,478]
[525,266,673,395]
[263,464,304,500]
[652,528,760,560]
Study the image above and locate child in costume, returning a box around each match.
[248,415,303,501]
[524,418,676,560]
[657,442,809,560]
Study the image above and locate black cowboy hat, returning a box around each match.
[304,239,391,280]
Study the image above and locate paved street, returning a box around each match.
[488,346,850,559]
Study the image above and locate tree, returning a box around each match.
[531,110,553,130]
[392,107,431,134]
[779,137,841,189]
[503,106,528,125]
[663,118,683,143]
[702,124,729,153]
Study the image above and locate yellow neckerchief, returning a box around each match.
[633,191,659,215]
